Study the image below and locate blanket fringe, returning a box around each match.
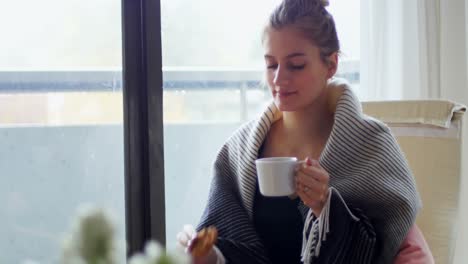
[301,187,360,263]
[301,188,331,263]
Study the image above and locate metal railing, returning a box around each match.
[0,60,359,93]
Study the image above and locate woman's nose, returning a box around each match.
[273,66,290,86]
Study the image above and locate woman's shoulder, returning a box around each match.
[224,119,260,145]
[336,105,392,136]
[359,113,392,134]
[226,103,276,144]
[330,78,391,135]
[213,119,262,166]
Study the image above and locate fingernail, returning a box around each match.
[306,157,312,166]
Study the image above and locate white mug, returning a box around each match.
[255,157,305,197]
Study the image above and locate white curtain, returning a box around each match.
[360,1,468,263]
[360,0,437,100]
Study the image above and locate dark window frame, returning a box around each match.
[122,0,166,256]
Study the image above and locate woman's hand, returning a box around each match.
[176,225,218,264]
[295,157,330,216]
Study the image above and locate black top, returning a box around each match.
[253,184,304,264]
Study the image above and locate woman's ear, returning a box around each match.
[326,52,338,79]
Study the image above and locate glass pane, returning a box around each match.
[0,1,125,263]
[162,0,360,249]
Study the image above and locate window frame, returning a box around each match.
[122,0,166,255]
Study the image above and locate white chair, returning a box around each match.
[362,100,466,264]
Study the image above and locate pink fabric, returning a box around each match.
[394,225,434,264]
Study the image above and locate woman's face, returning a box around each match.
[263,26,337,112]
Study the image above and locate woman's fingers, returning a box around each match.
[184,224,196,238]
[295,158,329,190]
[296,186,322,209]
[297,163,328,182]
[295,158,330,215]
[296,180,323,200]
[296,170,327,192]
[177,231,190,247]
[177,224,196,247]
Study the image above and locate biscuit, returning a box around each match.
[189,226,218,257]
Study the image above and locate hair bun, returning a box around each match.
[321,0,330,7]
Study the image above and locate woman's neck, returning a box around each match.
[281,91,334,144]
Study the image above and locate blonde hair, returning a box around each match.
[264,0,339,64]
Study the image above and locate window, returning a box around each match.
[0,1,125,263]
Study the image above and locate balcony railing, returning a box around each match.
[0,60,359,93]
[0,60,359,124]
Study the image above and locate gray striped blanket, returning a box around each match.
[197,80,421,263]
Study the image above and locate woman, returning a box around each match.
[178,0,433,263]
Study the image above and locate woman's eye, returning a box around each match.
[265,64,304,70]
[289,64,306,70]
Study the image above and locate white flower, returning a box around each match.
[144,241,163,260]
[127,241,190,264]
[61,206,116,264]
[128,253,148,264]
[60,205,189,264]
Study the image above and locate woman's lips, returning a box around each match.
[275,90,298,98]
